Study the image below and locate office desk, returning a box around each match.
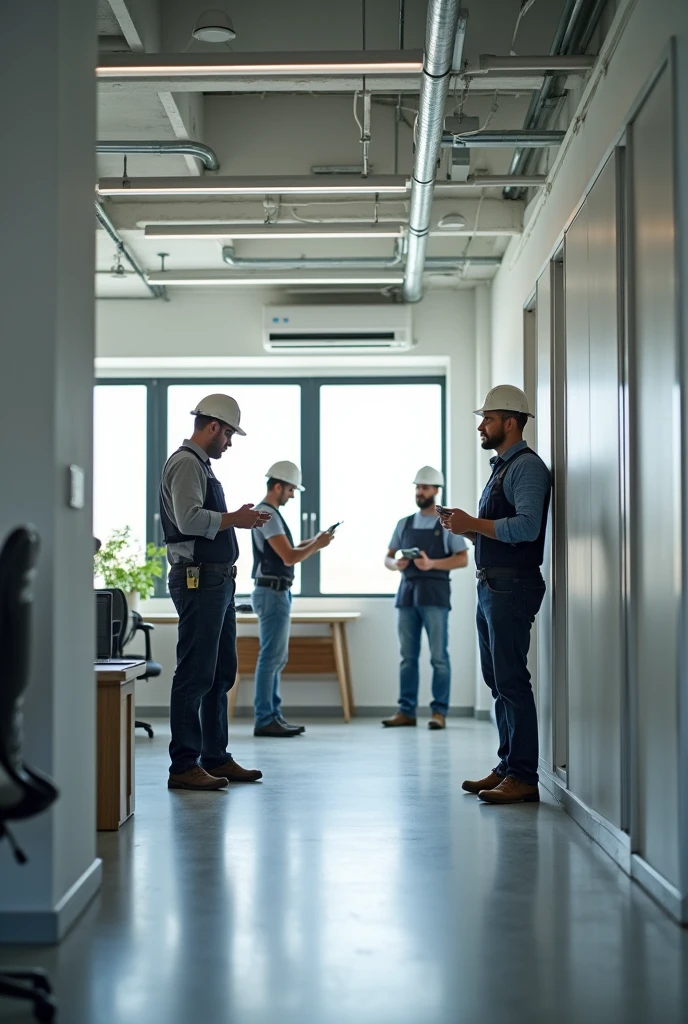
[95,661,144,830]
[145,611,361,722]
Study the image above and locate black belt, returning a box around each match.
[476,566,542,581]
[171,562,237,578]
[255,576,292,591]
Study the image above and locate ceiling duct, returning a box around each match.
[403,1,464,304]
[97,140,220,171]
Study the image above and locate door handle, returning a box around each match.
[309,512,317,538]
[301,511,309,540]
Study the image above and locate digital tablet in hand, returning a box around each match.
[399,547,421,559]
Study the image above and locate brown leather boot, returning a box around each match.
[462,769,504,794]
[381,712,417,727]
[168,765,228,791]
[428,713,446,730]
[206,760,263,783]
[478,776,540,804]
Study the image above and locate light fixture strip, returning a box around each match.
[145,272,405,286]
[96,51,424,79]
[97,176,409,197]
[143,224,404,240]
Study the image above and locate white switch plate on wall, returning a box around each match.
[68,464,85,509]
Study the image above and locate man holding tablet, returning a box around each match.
[383,466,469,730]
[251,461,335,736]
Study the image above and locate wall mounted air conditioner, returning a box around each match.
[263,305,414,352]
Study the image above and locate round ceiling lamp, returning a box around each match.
[192,8,237,43]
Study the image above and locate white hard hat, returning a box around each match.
[413,465,444,487]
[474,385,534,418]
[267,460,305,491]
[191,393,246,435]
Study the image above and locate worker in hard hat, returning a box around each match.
[439,385,551,804]
[382,465,469,730]
[251,461,335,736]
[160,393,272,791]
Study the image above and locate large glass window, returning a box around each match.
[93,384,147,551]
[93,377,444,598]
[167,384,302,595]
[319,383,444,595]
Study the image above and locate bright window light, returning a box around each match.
[94,385,147,553]
[319,383,443,595]
[167,384,302,596]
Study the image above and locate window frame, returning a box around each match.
[95,375,446,599]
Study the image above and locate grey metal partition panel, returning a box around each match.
[551,259,569,773]
[630,65,680,887]
[565,203,593,806]
[536,269,554,770]
[587,152,623,828]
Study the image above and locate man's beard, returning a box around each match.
[416,495,435,510]
[208,438,225,459]
[480,426,506,450]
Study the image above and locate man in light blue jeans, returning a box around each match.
[251,461,335,737]
[383,466,469,729]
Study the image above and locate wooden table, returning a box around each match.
[95,660,144,830]
[145,611,361,722]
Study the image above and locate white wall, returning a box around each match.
[490,0,688,377]
[97,287,480,712]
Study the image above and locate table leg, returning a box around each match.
[339,622,356,716]
[228,672,240,721]
[332,623,351,723]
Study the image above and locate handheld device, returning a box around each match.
[399,547,421,559]
[326,521,343,533]
[435,505,451,517]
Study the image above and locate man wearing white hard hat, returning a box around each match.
[250,461,334,736]
[160,393,271,791]
[439,385,551,804]
[383,466,469,730]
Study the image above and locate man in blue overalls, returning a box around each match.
[251,460,334,737]
[383,466,469,730]
[160,393,271,791]
[440,386,551,804]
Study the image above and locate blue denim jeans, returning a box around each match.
[397,605,451,717]
[252,586,292,728]
[168,567,237,775]
[476,576,546,786]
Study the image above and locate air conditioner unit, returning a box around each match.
[263,305,414,352]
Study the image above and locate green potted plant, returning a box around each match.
[94,526,166,615]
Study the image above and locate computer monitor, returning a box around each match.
[95,591,113,660]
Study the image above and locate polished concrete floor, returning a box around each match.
[2,718,688,1023]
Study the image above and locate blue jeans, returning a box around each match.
[476,576,546,786]
[168,567,237,775]
[397,605,451,716]
[252,586,292,728]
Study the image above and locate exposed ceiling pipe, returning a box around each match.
[94,200,166,300]
[222,240,405,270]
[403,1,464,303]
[503,0,604,198]
[441,129,565,148]
[97,139,220,171]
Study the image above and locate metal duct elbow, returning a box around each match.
[97,140,220,171]
[403,1,464,304]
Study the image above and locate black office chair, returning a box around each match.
[99,588,162,739]
[0,527,58,1022]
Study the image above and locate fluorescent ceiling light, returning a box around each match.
[146,271,405,286]
[144,223,404,240]
[96,51,423,79]
[98,176,409,197]
[477,54,595,74]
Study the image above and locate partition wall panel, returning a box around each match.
[535,268,554,770]
[630,65,680,888]
[564,203,594,805]
[564,152,624,826]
